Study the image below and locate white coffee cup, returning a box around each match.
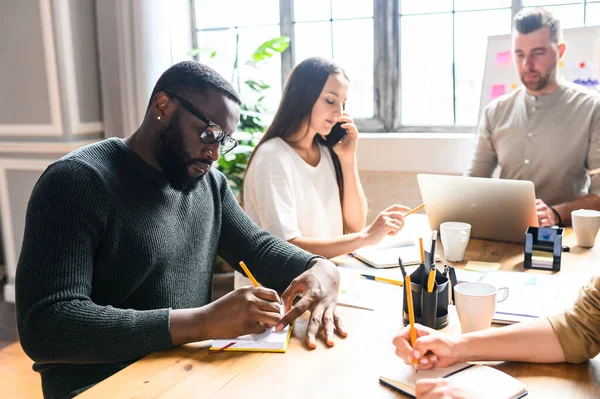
[571,209,600,248]
[440,222,471,262]
[454,282,509,333]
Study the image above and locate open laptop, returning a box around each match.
[417,174,538,243]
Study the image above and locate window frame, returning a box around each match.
[192,0,597,133]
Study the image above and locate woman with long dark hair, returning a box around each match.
[236,57,409,287]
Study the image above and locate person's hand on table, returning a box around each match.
[276,258,347,348]
[536,199,559,227]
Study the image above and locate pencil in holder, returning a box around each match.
[403,265,450,330]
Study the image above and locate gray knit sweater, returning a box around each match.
[15,138,316,399]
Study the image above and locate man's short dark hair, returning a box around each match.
[513,7,562,44]
[147,61,242,110]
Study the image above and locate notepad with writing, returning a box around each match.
[379,362,527,399]
[209,324,293,353]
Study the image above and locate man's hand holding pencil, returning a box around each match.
[237,259,347,349]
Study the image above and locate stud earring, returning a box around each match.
[157,116,162,121]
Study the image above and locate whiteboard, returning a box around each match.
[479,25,600,120]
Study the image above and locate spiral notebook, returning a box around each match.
[379,361,527,399]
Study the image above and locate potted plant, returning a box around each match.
[191,35,290,286]
[215,34,289,202]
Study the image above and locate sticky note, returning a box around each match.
[464,261,502,272]
[495,50,511,65]
[490,84,506,99]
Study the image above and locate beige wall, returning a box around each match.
[0,0,103,302]
[359,171,423,223]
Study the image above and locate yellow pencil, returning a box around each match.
[360,274,403,286]
[239,261,260,287]
[405,275,419,369]
[427,269,436,293]
[419,237,425,264]
[403,203,425,218]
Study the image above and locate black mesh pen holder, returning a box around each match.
[402,265,450,330]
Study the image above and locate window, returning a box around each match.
[523,1,600,26]
[400,2,512,126]
[193,0,282,113]
[192,0,598,132]
[294,0,374,119]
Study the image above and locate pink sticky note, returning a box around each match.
[495,50,511,65]
[490,84,506,99]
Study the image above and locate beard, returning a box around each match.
[154,112,203,193]
[520,62,556,92]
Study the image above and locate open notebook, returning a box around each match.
[353,245,441,268]
[380,362,527,399]
[210,324,293,353]
[478,271,586,324]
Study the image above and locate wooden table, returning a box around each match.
[79,218,600,398]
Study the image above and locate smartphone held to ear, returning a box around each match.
[325,122,348,147]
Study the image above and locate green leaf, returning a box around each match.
[244,79,271,91]
[187,47,217,58]
[246,36,290,67]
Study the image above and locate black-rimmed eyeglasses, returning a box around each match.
[161,90,238,155]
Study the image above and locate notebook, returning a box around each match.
[478,271,585,324]
[379,362,527,399]
[210,324,293,353]
[352,245,441,268]
[336,267,410,311]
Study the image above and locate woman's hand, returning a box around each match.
[331,112,359,163]
[361,204,412,247]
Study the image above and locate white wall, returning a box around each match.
[0,0,104,302]
[357,134,476,222]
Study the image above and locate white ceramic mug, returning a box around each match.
[454,282,509,333]
[571,209,600,248]
[440,222,471,262]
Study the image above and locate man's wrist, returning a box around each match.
[306,257,325,270]
[549,205,563,226]
[305,258,339,280]
[170,307,209,346]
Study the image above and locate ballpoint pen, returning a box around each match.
[430,230,437,265]
[398,257,407,279]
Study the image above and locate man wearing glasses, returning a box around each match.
[15,61,345,399]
